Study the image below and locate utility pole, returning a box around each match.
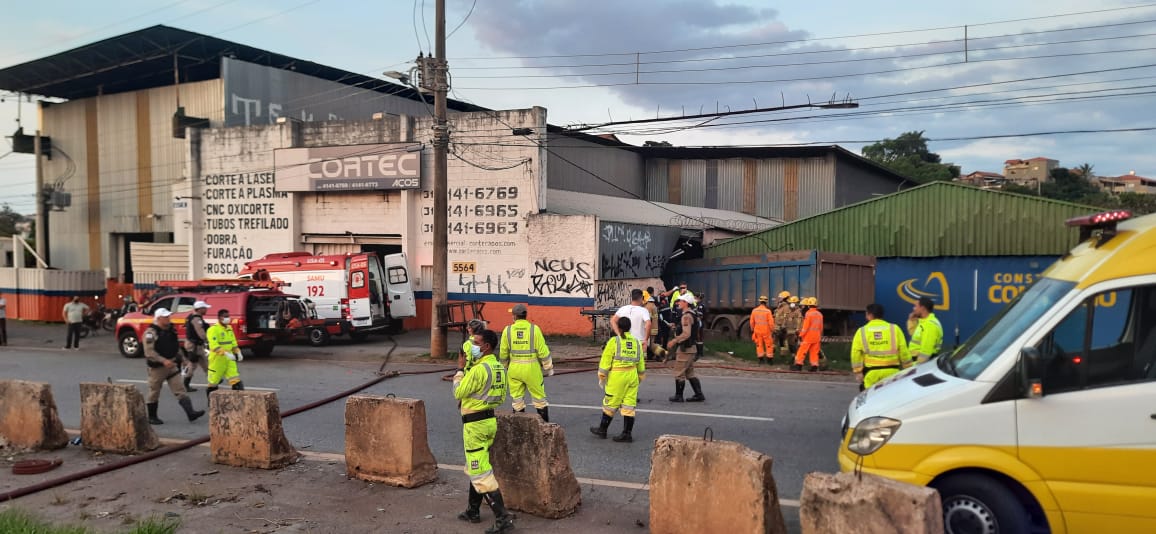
[430,0,449,359]
[33,130,48,266]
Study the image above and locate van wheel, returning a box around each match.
[251,342,275,358]
[308,328,330,347]
[119,331,142,358]
[935,473,1032,534]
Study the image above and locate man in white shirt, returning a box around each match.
[63,296,89,350]
[613,289,652,351]
[0,295,7,346]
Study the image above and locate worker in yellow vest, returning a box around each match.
[499,304,553,422]
[907,297,944,364]
[851,303,913,391]
[590,316,646,443]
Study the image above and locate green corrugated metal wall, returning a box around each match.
[706,182,1104,258]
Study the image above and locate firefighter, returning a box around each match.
[793,297,824,372]
[459,319,488,372]
[453,329,514,533]
[852,303,912,391]
[907,297,944,364]
[499,304,553,422]
[590,316,646,442]
[665,295,705,402]
[182,301,212,392]
[205,309,244,398]
[774,293,802,358]
[643,287,666,361]
[750,295,776,364]
[143,308,205,425]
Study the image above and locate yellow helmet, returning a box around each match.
[778,291,791,299]
[805,297,819,306]
[788,296,800,304]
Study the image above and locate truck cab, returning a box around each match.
[839,210,1156,534]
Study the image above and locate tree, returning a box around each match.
[0,204,31,237]
[861,131,960,183]
[1040,167,1102,203]
[1074,163,1094,179]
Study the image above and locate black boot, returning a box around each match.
[669,380,685,402]
[810,365,819,372]
[484,491,515,534]
[613,416,634,443]
[178,397,205,422]
[791,364,803,371]
[458,484,483,523]
[147,402,163,425]
[183,376,197,392]
[687,378,706,402]
[536,406,550,423]
[231,381,245,391]
[205,385,218,404]
[589,413,612,439]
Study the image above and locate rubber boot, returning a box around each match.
[791,364,803,371]
[536,406,550,423]
[613,416,634,443]
[179,396,205,422]
[589,413,612,439]
[231,381,245,391]
[458,484,483,523]
[810,365,819,372]
[184,376,198,392]
[669,379,685,403]
[147,402,164,425]
[205,385,219,404]
[687,378,706,402]
[484,491,515,534]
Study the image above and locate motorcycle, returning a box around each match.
[79,304,109,338]
[102,294,138,331]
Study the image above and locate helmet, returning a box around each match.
[804,297,818,306]
[778,291,791,299]
[758,295,769,303]
[788,296,800,304]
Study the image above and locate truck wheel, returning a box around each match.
[308,328,330,347]
[712,317,736,339]
[118,331,142,358]
[934,473,1033,534]
[251,342,275,358]
[350,331,370,343]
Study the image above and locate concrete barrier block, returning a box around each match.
[490,413,581,519]
[649,435,787,534]
[0,380,69,451]
[800,471,943,534]
[344,395,438,488]
[79,382,159,454]
[209,390,298,469]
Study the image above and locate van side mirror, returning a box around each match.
[1020,347,1045,398]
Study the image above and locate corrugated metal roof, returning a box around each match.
[705,182,1106,258]
[547,189,781,231]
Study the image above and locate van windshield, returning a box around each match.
[940,277,1076,380]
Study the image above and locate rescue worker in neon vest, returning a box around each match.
[774,293,802,358]
[793,297,824,372]
[907,296,944,364]
[453,329,514,533]
[142,308,205,425]
[852,303,913,391]
[459,319,488,372]
[750,295,776,365]
[499,303,553,421]
[666,294,705,402]
[591,315,647,442]
[205,309,245,398]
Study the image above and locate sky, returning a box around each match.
[3,0,1156,214]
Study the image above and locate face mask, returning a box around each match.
[471,345,482,358]
[221,317,232,325]
[790,303,796,308]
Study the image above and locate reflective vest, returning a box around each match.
[750,305,774,334]
[206,323,239,355]
[599,334,643,375]
[852,319,908,373]
[910,313,944,359]
[458,354,507,413]
[501,320,548,364]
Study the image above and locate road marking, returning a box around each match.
[549,403,775,422]
[115,379,279,391]
[63,433,800,508]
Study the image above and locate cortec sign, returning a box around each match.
[274,143,423,192]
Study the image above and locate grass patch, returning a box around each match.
[706,339,853,371]
[0,509,180,534]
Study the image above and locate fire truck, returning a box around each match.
[238,252,416,343]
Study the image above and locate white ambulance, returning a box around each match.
[840,210,1156,534]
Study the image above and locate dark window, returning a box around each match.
[388,266,408,285]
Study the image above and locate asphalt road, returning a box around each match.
[0,327,857,504]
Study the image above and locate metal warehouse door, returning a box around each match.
[312,243,360,256]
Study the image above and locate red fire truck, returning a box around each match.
[238,252,416,343]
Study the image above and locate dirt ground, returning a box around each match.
[1,443,651,534]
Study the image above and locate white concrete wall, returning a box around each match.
[525,213,598,301]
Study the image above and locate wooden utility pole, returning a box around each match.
[430,0,449,359]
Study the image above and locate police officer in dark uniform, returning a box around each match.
[144,308,205,425]
[183,301,212,392]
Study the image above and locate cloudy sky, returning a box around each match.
[2,0,1155,214]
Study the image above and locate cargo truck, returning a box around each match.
[666,250,876,337]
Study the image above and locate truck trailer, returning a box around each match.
[667,250,876,337]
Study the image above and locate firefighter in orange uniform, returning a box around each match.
[749,295,776,365]
[793,297,823,372]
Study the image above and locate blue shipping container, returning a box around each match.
[875,256,1059,344]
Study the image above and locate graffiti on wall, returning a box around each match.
[528,258,593,297]
[598,221,680,280]
[595,278,666,309]
[458,274,513,295]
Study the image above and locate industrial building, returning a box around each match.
[0,25,912,333]
[702,181,1103,341]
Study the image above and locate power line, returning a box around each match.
[446,0,478,39]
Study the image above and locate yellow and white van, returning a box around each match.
[839,210,1156,534]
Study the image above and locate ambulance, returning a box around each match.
[239,252,416,343]
[839,210,1156,534]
